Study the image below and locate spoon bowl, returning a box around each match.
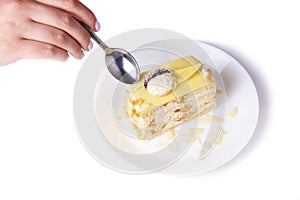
[105,48,140,84]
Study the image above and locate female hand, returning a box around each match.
[0,0,100,66]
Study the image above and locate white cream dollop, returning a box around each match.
[145,69,176,97]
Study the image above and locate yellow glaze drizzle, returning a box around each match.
[128,56,211,113]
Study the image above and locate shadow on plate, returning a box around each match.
[191,42,271,177]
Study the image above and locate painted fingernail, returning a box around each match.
[88,40,93,51]
[95,20,100,31]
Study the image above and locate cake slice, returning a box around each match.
[127,56,217,139]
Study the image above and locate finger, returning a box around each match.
[28,2,91,51]
[18,39,70,61]
[22,21,84,59]
[35,0,99,31]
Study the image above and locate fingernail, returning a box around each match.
[88,40,93,51]
[95,20,100,31]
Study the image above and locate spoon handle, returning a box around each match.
[76,19,109,50]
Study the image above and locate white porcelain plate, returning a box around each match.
[74,37,259,175]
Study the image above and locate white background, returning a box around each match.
[0,0,299,199]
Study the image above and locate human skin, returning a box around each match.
[0,0,100,66]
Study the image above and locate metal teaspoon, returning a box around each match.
[77,20,140,84]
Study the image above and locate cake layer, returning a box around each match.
[126,56,217,139]
[129,85,216,139]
